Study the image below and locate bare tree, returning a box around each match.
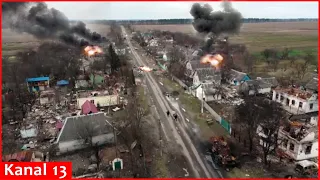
[293,61,309,80]
[269,58,280,72]
[261,48,278,62]
[257,101,286,165]
[132,31,147,47]
[280,48,290,60]
[243,51,255,73]
[234,96,264,152]
[293,51,316,80]
[167,46,186,79]
[3,61,36,119]
[109,23,124,46]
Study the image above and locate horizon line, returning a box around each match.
[72,18,318,21]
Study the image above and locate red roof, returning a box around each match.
[81,100,98,115]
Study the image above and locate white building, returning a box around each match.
[278,112,318,161]
[272,88,318,114]
[185,59,212,78]
[55,113,115,154]
[77,95,119,109]
[238,77,279,96]
[191,69,221,102]
[256,112,318,161]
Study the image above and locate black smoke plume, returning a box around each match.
[190,1,242,53]
[2,2,107,46]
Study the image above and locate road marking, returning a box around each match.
[182,108,186,112]
[161,122,169,141]
[186,118,190,122]
[159,82,163,86]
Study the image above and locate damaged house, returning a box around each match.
[278,112,318,161]
[55,112,115,154]
[76,91,120,109]
[191,69,222,102]
[228,69,250,86]
[75,75,90,90]
[39,89,55,105]
[26,76,50,92]
[185,59,212,79]
[272,88,318,114]
[238,77,279,96]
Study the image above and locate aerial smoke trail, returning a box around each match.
[2,2,107,46]
[190,1,242,53]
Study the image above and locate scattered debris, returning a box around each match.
[183,168,189,177]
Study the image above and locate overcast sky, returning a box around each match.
[45,2,319,20]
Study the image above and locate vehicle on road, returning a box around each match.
[295,160,318,176]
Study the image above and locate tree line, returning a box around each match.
[80,18,318,25]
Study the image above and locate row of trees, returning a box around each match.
[259,48,316,80]
[83,18,317,25]
[151,30,202,48]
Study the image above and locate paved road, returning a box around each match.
[121,26,222,178]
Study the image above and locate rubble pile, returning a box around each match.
[16,95,73,151]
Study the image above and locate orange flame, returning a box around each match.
[84,46,103,56]
[200,54,223,67]
[139,66,152,72]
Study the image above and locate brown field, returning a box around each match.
[2,23,110,43]
[133,22,318,52]
[84,23,110,37]
[1,23,110,56]
[133,22,318,36]
[2,29,39,43]
[2,22,317,56]
[133,24,197,35]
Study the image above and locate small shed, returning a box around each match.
[57,80,69,86]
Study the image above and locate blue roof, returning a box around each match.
[26,77,49,82]
[57,80,69,86]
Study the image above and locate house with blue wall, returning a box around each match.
[26,77,50,92]
[229,69,251,86]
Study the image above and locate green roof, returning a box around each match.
[90,74,104,85]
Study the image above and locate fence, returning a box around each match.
[170,75,232,134]
[203,101,232,134]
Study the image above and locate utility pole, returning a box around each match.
[158,118,162,157]
[201,84,204,114]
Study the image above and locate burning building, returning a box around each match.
[84,45,103,59]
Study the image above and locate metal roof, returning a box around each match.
[56,112,113,143]
[26,77,49,82]
[57,80,69,86]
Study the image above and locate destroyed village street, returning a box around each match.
[121,26,223,178]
